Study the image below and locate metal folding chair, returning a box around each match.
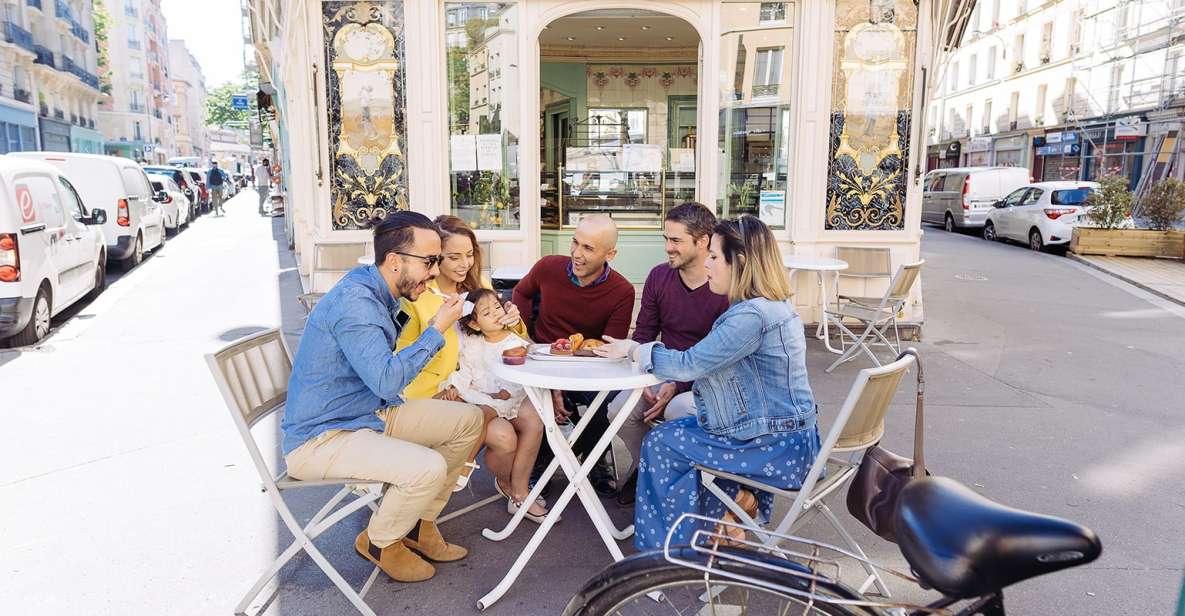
[695,350,919,597]
[206,328,382,616]
[825,260,924,373]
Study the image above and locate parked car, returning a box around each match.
[0,157,108,346]
[983,181,1100,251]
[145,173,189,233]
[184,169,209,214]
[922,167,1031,232]
[143,165,198,214]
[15,153,165,271]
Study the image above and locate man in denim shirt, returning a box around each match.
[282,211,484,583]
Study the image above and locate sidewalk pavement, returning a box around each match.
[1070,253,1185,307]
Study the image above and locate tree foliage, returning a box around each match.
[1141,178,1185,231]
[205,81,254,128]
[1085,175,1133,230]
[92,0,112,95]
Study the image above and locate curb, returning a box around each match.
[1067,253,1185,308]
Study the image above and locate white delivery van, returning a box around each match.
[922,167,1031,231]
[12,153,165,270]
[0,158,108,346]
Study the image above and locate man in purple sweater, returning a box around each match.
[607,202,729,505]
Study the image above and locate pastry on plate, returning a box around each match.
[550,338,574,356]
[502,345,527,365]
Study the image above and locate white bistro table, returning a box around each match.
[476,355,660,610]
[783,255,849,354]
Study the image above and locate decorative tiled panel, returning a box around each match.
[824,0,917,231]
[323,1,410,230]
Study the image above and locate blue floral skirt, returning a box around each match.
[633,416,821,551]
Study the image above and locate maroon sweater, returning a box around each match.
[631,264,730,393]
[512,255,636,343]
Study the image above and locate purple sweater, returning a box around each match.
[631,264,730,393]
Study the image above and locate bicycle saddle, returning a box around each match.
[894,477,1101,598]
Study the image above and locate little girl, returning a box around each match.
[442,289,549,522]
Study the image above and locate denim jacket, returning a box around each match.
[281,265,445,455]
[637,297,816,440]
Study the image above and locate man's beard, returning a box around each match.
[396,270,425,299]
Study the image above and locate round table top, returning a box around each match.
[493,357,661,391]
[783,255,849,272]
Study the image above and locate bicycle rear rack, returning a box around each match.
[662,513,954,615]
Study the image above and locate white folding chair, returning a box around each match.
[825,260,924,373]
[833,246,893,308]
[694,351,918,597]
[206,328,383,616]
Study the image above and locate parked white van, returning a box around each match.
[0,158,108,346]
[922,167,1030,232]
[12,153,166,270]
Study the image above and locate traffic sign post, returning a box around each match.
[231,95,251,111]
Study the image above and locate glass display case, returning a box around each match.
[541,166,664,229]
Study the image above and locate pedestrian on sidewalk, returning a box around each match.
[207,161,228,216]
[282,211,484,583]
[253,157,272,215]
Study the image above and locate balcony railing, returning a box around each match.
[128,39,141,50]
[70,113,78,125]
[124,5,137,17]
[71,21,89,44]
[58,55,98,89]
[130,103,146,113]
[751,83,780,98]
[39,102,48,116]
[26,0,43,11]
[53,108,64,120]
[3,20,35,52]
[54,0,70,20]
[33,44,54,68]
[14,88,31,103]
[87,118,94,129]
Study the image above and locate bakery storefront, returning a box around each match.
[262,0,967,326]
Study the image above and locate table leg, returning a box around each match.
[818,270,843,354]
[476,386,646,610]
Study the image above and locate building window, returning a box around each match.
[1040,22,1052,63]
[990,0,1000,27]
[968,53,977,86]
[1062,77,1076,119]
[759,2,788,23]
[950,60,959,92]
[965,104,973,136]
[1108,64,1123,111]
[1013,33,1025,72]
[986,45,997,80]
[982,99,992,133]
[444,2,519,231]
[1036,83,1047,123]
[1008,91,1019,128]
[719,2,796,227]
[133,121,142,141]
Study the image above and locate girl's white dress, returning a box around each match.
[444,333,529,419]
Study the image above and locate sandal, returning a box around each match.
[712,489,758,548]
[453,461,479,492]
[507,495,554,524]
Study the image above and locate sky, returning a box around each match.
[160,0,247,89]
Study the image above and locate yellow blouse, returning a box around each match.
[396,278,529,400]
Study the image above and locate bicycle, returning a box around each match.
[563,476,1101,616]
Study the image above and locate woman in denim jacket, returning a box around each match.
[596,215,820,549]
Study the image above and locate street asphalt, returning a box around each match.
[1,195,1182,615]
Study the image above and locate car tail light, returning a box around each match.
[1044,208,1076,220]
[0,233,19,282]
[962,177,971,210]
[117,198,130,226]
[164,193,173,204]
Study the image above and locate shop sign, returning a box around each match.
[942,141,961,158]
[758,190,786,226]
[1045,132,1078,144]
[968,137,993,152]
[1115,117,1146,140]
[1083,127,1108,141]
[994,136,1026,150]
[1036,143,1081,156]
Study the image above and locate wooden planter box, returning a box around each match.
[1070,228,1185,258]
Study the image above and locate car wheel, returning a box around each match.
[1029,228,1045,252]
[10,285,51,347]
[121,234,143,271]
[983,221,997,241]
[86,254,107,300]
[944,213,956,233]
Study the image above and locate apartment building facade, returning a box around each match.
[168,39,207,159]
[927,0,1185,188]
[0,0,103,153]
[98,0,175,163]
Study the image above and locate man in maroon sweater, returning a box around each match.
[605,202,729,505]
[512,215,636,492]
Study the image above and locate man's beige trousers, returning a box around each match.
[285,399,484,548]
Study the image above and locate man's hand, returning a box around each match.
[493,389,512,401]
[432,294,464,333]
[642,382,678,422]
[434,386,461,401]
[498,301,522,329]
[551,389,571,423]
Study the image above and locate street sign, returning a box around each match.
[231,94,250,111]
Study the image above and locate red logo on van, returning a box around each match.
[15,184,35,224]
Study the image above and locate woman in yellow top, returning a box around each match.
[396,216,547,520]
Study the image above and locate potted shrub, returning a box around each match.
[1072,176,1185,258]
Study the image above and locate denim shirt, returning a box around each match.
[281,265,445,455]
[637,297,816,441]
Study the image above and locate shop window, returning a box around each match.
[824,0,917,231]
[445,2,519,230]
[588,109,646,146]
[718,2,796,228]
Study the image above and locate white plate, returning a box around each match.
[527,343,625,362]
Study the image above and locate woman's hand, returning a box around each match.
[498,301,522,329]
[434,386,461,402]
[592,335,639,360]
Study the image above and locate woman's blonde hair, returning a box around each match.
[713,214,791,304]
[433,215,483,292]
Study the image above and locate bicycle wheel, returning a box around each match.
[564,547,880,616]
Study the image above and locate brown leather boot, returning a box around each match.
[354,530,435,582]
[402,519,468,563]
